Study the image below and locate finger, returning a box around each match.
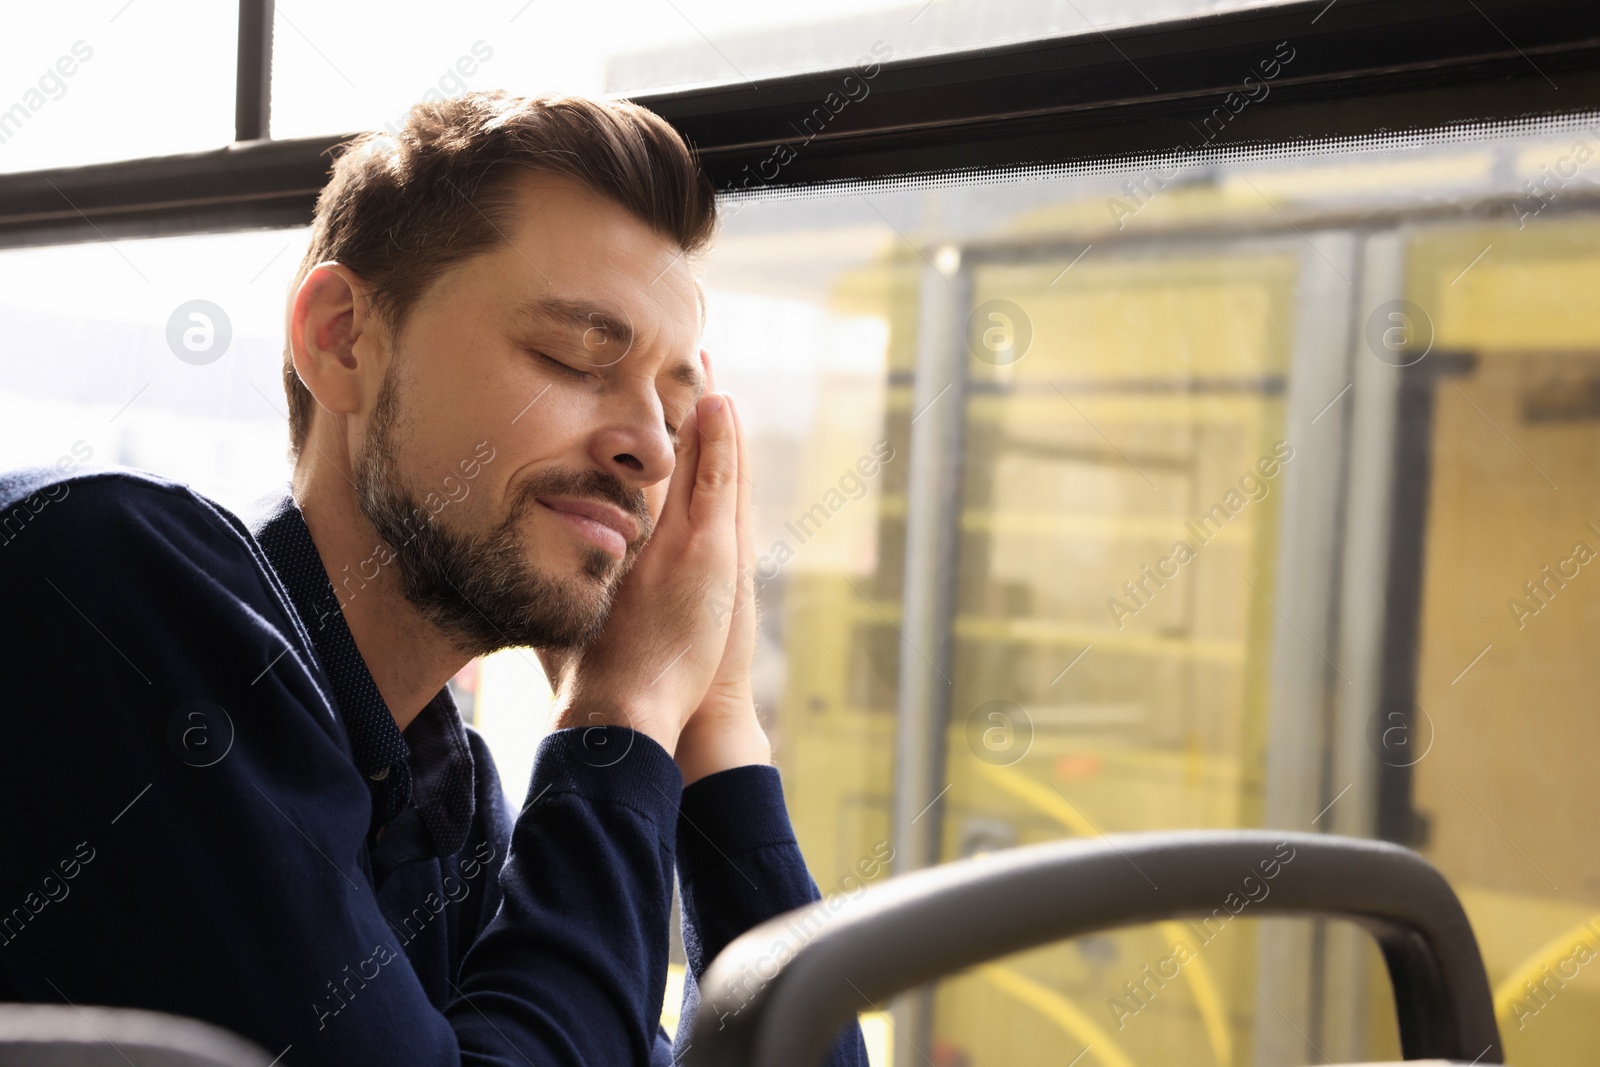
[699,348,753,493]
[700,348,717,394]
[688,392,737,529]
[661,393,702,529]
[729,395,756,619]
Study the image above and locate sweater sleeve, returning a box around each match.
[671,764,871,1066]
[0,469,679,1066]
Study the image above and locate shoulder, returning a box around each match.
[0,462,309,668]
[1,462,262,574]
[2,462,346,744]
[0,441,98,509]
[4,461,226,536]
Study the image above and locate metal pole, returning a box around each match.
[890,245,969,1064]
[1252,231,1362,1066]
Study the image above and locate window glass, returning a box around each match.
[0,2,236,174]
[268,0,1298,139]
[0,228,305,507]
[1406,217,1600,1067]
[928,917,1396,1066]
[703,112,1600,1065]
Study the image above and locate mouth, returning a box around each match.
[534,496,639,560]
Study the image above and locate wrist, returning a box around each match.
[552,694,681,755]
[675,705,772,785]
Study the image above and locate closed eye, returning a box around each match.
[534,345,684,442]
[665,403,697,444]
[532,350,591,379]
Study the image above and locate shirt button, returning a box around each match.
[369,765,391,781]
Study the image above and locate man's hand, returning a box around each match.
[545,386,740,757]
[674,354,772,784]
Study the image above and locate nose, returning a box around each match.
[585,389,676,489]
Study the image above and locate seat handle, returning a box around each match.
[683,830,1501,1066]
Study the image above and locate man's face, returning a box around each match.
[351,171,706,656]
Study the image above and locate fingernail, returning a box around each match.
[702,394,724,415]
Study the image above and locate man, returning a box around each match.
[0,90,868,1065]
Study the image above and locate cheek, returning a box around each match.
[385,377,477,470]
[645,483,670,530]
[525,395,605,478]
[488,397,595,508]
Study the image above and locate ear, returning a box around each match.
[289,262,385,430]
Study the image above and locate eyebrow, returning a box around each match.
[667,359,707,402]
[512,297,634,351]
[512,296,706,400]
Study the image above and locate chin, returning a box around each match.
[578,547,620,582]
[547,555,625,623]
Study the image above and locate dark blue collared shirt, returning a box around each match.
[248,487,477,858]
[0,463,867,1066]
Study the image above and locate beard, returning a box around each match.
[351,370,652,658]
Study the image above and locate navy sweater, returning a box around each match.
[0,464,867,1066]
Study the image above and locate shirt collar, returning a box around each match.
[246,485,475,858]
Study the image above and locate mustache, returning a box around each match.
[510,466,653,546]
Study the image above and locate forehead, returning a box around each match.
[487,170,702,349]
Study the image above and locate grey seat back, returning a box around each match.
[0,1003,274,1066]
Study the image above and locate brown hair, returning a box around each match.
[281,90,718,464]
